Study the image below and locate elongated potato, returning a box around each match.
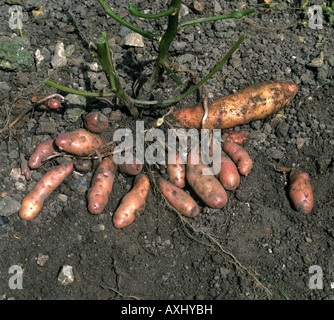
[54,128,105,156]
[222,141,253,176]
[186,146,228,209]
[167,151,186,188]
[28,139,57,169]
[113,174,150,229]
[157,177,199,218]
[19,161,73,221]
[173,80,298,130]
[288,170,313,214]
[87,156,117,214]
[217,151,240,190]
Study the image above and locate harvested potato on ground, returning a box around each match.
[84,112,109,133]
[222,141,253,176]
[113,174,150,229]
[19,161,73,221]
[186,145,228,209]
[216,151,240,191]
[288,169,314,214]
[223,131,249,146]
[87,156,117,214]
[167,151,186,188]
[28,139,57,169]
[173,80,298,130]
[54,128,105,156]
[157,177,199,218]
[118,156,143,176]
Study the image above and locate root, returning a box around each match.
[153,176,273,298]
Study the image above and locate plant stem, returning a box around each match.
[128,4,177,19]
[134,33,247,106]
[96,0,161,41]
[44,33,246,108]
[179,8,255,28]
[43,79,115,97]
[139,0,182,96]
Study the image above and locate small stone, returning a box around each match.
[58,265,74,285]
[65,44,75,57]
[213,0,222,13]
[0,197,21,217]
[308,51,324,68]
[124,33,145,48]
[296,137,308,149]
[37,253,49,266]
[305,236,312,243]
[303,255,311,264]
[58,194,68,202]
[180,4,189,17]
[0,81,11,94]
[51,42,67,69]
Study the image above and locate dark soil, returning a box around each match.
[0,0,333,301]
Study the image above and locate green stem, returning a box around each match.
[129,4,177,19]
[134,33,247,106]
[43,79,115,97]
[96,0,161,41]
[179,8,255,28]
[96,32,117,91]
[45,33,246,107]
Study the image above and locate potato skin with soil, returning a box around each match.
[87,156,117,214]
[54,129,105,156]
[157,177,199,218]
[113,174,150,229]
[19,162,74,221]
[173,80,298,130]
[288,170,314,214]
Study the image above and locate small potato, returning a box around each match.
[74,159,95,172]
[222,141,253,176]
[55,128,105,156]
[167,151,186,188]
[113,174,150,229]
[288,170,313,214]
[118,156,143,176]
[28,139,57,169]
[217,151,240,191]
[87,156,117,214]
[19,161,73,221]
[84,112,109,133]
[222,131,249,146]
[157,177,199,218]
[186,145,228,209]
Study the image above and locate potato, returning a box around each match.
[157,177,199,218]
[288,170,313,214]
[19,161,73,221]
[74,159,95,172]
[186,145,228,209]
[167,151,186,188]
[118,156,143,176]
[55,128,105,156]
[113,174,150,229]
[222,131,249,146]
[87,156,117,214]
[28,139,57,169]
[216,151,240,190]
[84,112,109,133]
[222,141,253,176]
[173,80,298,130]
